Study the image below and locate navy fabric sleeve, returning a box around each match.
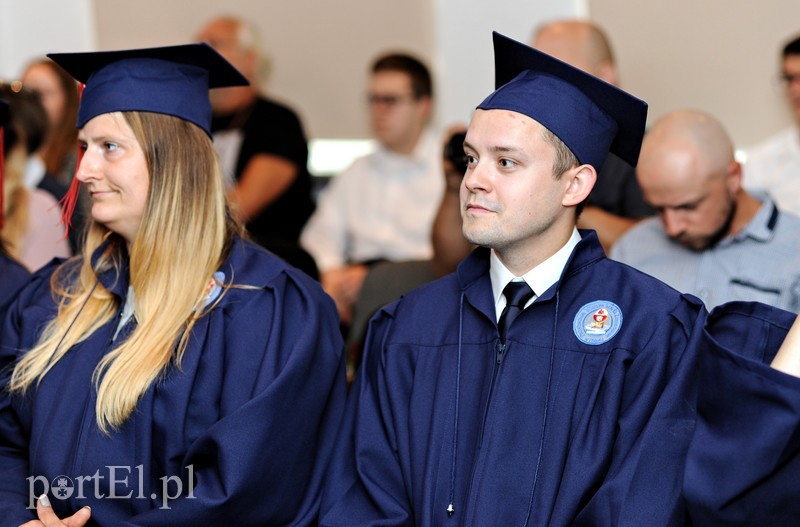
[685,302,800,526]
[0,256,31,324]
[0,256,347,526]
[573,298,704,526]
[0,264,60,525]
[117,272,347,526]
[320,302,413,527]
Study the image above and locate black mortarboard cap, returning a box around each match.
[478,32,648,169]
[47,43,248,136]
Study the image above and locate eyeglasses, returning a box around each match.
[779,72,800,86]
[366,93,419,108]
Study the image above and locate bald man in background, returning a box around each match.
[532,20,653,251]
[612,109,800,312]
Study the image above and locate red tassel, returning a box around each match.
[58,83,84,237]
[58,174,81,235]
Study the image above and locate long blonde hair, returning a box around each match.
[9,111,240,433]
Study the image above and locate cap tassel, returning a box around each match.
[58,83,84,237]
[58,174,81,236]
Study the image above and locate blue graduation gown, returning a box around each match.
[321,231,800,526]
[0,254,30,322]
[0,237,347,526]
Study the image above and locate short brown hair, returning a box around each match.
[372,53,433,99]
[541,127,588,216]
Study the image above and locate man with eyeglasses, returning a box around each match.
[301,53,443,331]
[744,32,800,215]
[612,108,800,313]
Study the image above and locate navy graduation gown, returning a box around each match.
[0,254,30,322]
[0,237,347,526]
[321,231,800,526]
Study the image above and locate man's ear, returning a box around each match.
[725,160,743,195]
[562,164,597,207]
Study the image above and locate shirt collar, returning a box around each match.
[490,228,582,316]
[376,127,437,166]
[727,191,779,244]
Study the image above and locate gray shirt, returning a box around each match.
[611,194,800,312]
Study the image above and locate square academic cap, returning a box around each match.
[478,32,648,169]
[47,43,248,136]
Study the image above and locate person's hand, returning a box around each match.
[18,494,91,527]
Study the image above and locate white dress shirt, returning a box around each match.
[301,129,444,271]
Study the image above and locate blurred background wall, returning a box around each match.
[2,0,798,151]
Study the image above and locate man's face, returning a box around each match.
[367,70,428,153]
[638,148,737,251]
[460,109,572,262]
[782,54,800,122]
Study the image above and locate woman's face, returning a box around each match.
[76,113,150,245]
[22,63,66,129]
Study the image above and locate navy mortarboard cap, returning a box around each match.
[47,43,248,136]
[478,32,648,169]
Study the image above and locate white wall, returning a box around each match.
[75,0,582,139]
[0,0,96,81]
[2,0,796,151]
[91,0,437,140]
[590,0,800,150]
[433,0,582,129]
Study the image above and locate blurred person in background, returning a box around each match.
[22,58,87,252]
[612,108,800,312]
[22,58,80,187]
[744,32,800,215]
[532,19,653,251]
[0,84,70,272]
[0,99,31,321]
[301,52,443,326]
[196,15,317,277]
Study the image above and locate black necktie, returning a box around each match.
[498,281,534,340]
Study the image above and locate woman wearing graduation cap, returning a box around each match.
[0,44,346,526]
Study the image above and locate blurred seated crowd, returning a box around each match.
[3,15,800,378]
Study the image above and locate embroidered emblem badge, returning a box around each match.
[202,271,225,308]
[573,300,623,345]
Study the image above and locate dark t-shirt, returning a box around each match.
[588,152,653,219]
[211,97,315,246]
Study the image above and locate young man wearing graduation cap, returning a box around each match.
[320,32,800,526]
[0,44,346,525]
